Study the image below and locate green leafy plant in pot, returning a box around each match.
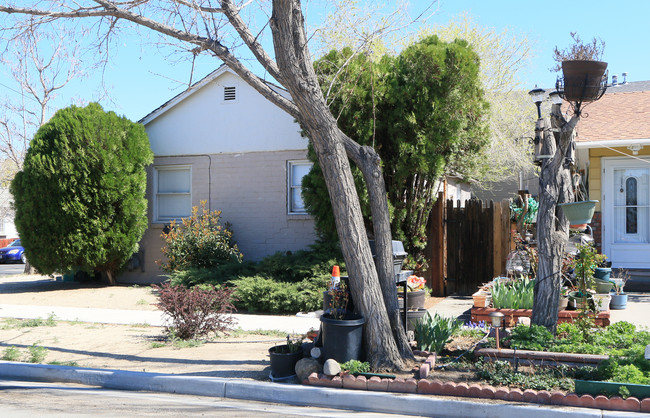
[569,243,606,311]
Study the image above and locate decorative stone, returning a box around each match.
[517,317,531,326]
[323,359,341,376]
[419,362,430,379]
[550,391,566,405]
[367,376,389,391]
[536,390,551,404]
[342,374,367,390]
[295,357,321,382]
[310,346,321,359]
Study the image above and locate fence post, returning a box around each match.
[428,191,445,296]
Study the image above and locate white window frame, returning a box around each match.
[287,161,312,215]
[153,165,192,223]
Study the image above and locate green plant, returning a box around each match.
[612,270,629,295]
[414,312,462,354]
[303,36,490,269]
[491,278,534,309]
[272,335,304,354]
[341,360,370,374]
[476,360,577,392]
[2,346,20,361]
[11,102,153,282]
[571,243,606,299]
[504,324,554,351]
[159,201,243,273]
[152,282,237,340]
[18,314,57,328]
[48,360,79,367]
[232,275,326,314]
[27,344,48,363]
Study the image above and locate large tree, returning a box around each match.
[0,0,424,369]
[11,102,153,284]
[304,36,490,268]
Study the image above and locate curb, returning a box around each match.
[0,361,609,417]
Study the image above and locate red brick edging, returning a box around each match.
[302,350,649,413]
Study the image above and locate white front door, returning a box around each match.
[602,157,650,268]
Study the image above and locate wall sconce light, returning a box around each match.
[627,144,644,155]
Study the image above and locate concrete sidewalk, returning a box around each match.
[0,304,322,334]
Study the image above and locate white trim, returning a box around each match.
[602,157,650,268]
[287,160,312,215]
[575,138,650,149]
[153,165,192,223]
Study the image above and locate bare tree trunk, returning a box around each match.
[270,0,407,370]
[532,105,579,333]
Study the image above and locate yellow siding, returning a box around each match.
[589,147,650,212]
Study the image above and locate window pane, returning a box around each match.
[291,164,311,186]
[158,169,190,193]
[158,195,191,219]
[291,188,305,212]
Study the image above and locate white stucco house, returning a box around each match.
[119,66,317,283]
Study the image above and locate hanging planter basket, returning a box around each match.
[559,60,608,102]
[558,200,598,225]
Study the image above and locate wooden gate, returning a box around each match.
[428,193,512,296]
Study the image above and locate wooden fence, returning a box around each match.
[428,193,512,296]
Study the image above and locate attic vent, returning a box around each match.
[224,86,236,101]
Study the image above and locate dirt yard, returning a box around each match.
[0,275,284,380]
[0,274,445,381]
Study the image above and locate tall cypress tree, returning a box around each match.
[11,103,153,283]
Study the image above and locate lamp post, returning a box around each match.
[528,87,545,118]
[488,311,505,350]
[529,87,548,164]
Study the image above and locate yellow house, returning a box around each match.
[574,80,650,268]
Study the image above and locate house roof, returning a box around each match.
[574,80,650,144]
[138,65,288,125]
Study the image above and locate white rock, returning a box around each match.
[323,358,341,376]
[517,317,531,326]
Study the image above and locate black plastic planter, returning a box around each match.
[268,345,303,379]
[319,314,365,363]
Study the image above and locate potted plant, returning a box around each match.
[559,287,570,312]
[268,335,304,379]
[552,32,607,103]
[397,275,426,309]
[610,270,629,310]
[320,281,365,363]
[569,242,606,311]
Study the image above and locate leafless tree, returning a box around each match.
[0,27,85,182]
[0,0,439,369]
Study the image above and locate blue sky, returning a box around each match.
[1,0,649,124]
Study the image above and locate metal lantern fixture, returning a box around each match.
[488,311,505,351]
[529,88,552,164]
[549,90,563,106]
[528,87,545,118]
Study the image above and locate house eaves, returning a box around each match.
[575,138,650,149]
[138,65,290,126]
